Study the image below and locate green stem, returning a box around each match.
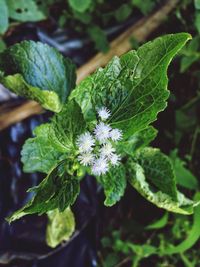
[189,126,200,162]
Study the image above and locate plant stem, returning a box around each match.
[189,125,200,163]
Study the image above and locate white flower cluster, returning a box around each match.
[76,107,122,176]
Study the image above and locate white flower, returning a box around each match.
[76,132,95,152]
[94,122,111,143]
[91,157,109,176]
[100,142,115,158]
[110,128,122,141]
[98,107,111,121]
[109,153,121,166]
[78,152,95,166]
[76,108,123,174]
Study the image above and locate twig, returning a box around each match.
[115,256,131,267]
[0,0,179,131]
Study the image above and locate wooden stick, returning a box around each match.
[0,0,179,131]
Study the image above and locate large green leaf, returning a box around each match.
[21,101,86,174]
[133,148,177,201]
[21,123,64,174]
[0,41,76,112]
[7,0,45,22]
[99,165,127,206]
[0,0,8,34]
[7,162,80,222]
[46,208,75,248]
[71,33,191,138]
[127,160,199,215]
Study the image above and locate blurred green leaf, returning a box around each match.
[68,0,91,13]
[0,39,6,52]
[195,11,200,33]
[146,213,169,230]
[46,208,75,248]
[7,0,45,22]
[194,0,200,9]
[180,36,200,72]
[160,193,200,255]
[87,25,109,52]
[0,0,8,34]
[131,0,155,15]
[114,4,132,22]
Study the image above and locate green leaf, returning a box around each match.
[195,11,200,33]
[34,0,55,16]
[131,0,155,15]
[7,162,80,222]
[0,41,76,112]
[87,25,109,53]
[0,39,6,52]
[194,0,200,9]
[145,212,169,230]
[1,74,63,112]
[118,126,157,156]
[7,0,45,22]
[0,0,8,34]
[127,159,198,215]
[114,4,132,22]
[68,0,91,13]
[21,101,86,175]
[71,33,191,138]
[99,165,126,206]
[46,208,75,248]
[128,243,157,258]
[161,193,200,254]
[50,100,87,152]
[175,105,198,144]
[21,123,64,174]
[170,150,198,190]
[133,148,177,201]
[179,36,200,73]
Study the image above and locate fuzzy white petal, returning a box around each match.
[110,128,123,141]
[78,152,95,166]
[100,142,115,158]
[76,132,95,152]
[98,107,111,121]
[94,122,111,143]
[91,157,109,176]
[109,153,121,166]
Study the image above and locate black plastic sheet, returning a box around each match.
[0,112,100,267]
